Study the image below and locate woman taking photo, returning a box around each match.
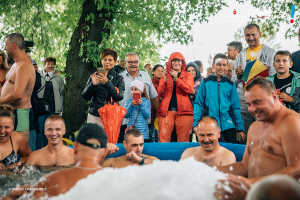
[37,57,65,150]
[0,104,31,170]
[157,52,194,142]
[186,62,203,106]
[82,48,125,127]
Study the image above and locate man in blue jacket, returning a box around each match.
[193,54,245,144]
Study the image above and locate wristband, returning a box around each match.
[139,156,146,165]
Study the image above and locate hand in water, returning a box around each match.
[214,174,252,200]
[235,65,243,80]
[238,132,246,142]
[6,161,22,171]
[106,143,119,156]
[125,151,142,163]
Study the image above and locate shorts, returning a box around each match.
[13,108,33,131]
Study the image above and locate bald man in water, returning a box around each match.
[214,77,300,200]
[103,129,159,168]
[181,116,236,166]
[4,123,109,200]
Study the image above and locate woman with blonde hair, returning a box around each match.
[0,104,31,170]
[0,50,10,88]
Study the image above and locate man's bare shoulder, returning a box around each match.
[26,148,46,165]
[219,146,236,166]
[181,146,201,159]
[102,156,123,167]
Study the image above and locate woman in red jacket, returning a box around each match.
[157,52,194,142]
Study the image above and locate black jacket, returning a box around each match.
[82,68,125,117]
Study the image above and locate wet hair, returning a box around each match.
[152,64,164,72]
[246,175,300,200]
[44,115,65,128]
[245,77,276,94]
[198,116,219,129]
[124,128,142,142]
[194,60,203,68]
[0,50,9,72]
[213,53,228,64]
[144,64,151,70]
[0,104,15,122]
[244,23,261,33]
[44,56,56,65]
[274,50,292,62]
[227,41,243,53]
[125,52,139,61]
[5,33,26,51]
[101,48,118,61]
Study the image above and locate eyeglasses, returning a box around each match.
[126,61,139,65]
[171,59,182,63]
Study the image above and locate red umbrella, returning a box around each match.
[98,88,127,143]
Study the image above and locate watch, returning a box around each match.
[139,156,146,165]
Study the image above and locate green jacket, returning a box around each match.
[267,70,300,112]
[38,72,65,113]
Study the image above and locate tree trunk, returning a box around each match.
[63,0,113,138]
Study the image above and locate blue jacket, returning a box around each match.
[193,75,244,132]
[124,97,151,139]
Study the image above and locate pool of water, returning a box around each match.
[0,165,73,198]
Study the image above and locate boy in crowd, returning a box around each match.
[267,51,300,112]
[193,54,245,144]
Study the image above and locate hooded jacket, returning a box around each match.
[186,62,203,105]
[267,70,300,112]
[193,75,245,132]
[157,52,194,116]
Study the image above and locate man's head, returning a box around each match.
[246,175,300,200]
[194,60,203,73]
[74,123,108,164]
[226,41,243,60]
[125,53,139,75]
[206,67,214,77]
[244,23,262,48]
[226,59,235,79]
[144,64,152,72]
[4,33,26,58]
[245,77,279,121]
[32,60,39,72]
[273,51,293,75]
[118,57,125,69]
[123,129,144,156]
[44,115,66,145]
[196,116,220,152]
[212,53,228,77]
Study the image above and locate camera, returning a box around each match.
[25,41,34,53]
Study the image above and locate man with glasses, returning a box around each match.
[118,53,159,143]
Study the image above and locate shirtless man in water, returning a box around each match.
[26,115,118,167]
[181,116,236,166]
[0,33,35,140]
[4,123,108,200]
[103,128,159,168]
[214,77,300,200]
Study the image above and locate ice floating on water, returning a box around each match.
[50,158,226,200]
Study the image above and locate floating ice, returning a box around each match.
[50,158,226,200]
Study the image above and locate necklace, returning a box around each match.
[74,165,102,171]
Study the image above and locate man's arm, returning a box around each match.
[17,133,32,163]
[0,65,31,104]
[144,155,159,165]
[180,148,193,160]
[102,158,113,168]
[220,150,237,166]
[25,151,38,165]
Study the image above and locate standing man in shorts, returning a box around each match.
[0,33,36,140]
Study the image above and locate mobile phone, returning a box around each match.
[133,93,141,105]
[97,67,105,75]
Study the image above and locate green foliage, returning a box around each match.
[0,0,228,73]
[240,0,299,39]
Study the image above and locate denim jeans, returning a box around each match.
[36,111,55,150]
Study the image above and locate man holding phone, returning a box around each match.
[118,53,159,143]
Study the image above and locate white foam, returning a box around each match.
[49,158,226,200]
